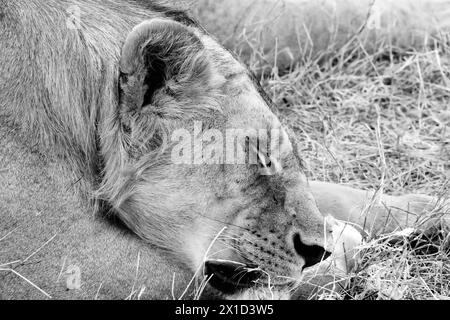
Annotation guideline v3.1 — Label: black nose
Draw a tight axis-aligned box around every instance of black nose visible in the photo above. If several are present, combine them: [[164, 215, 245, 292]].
[[293, 233, 331, 269], [204, 260, 263, 294]]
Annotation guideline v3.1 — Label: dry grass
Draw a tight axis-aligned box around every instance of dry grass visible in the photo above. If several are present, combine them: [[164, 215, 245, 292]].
[[343, 216, 450, 300], [266, 44, 449, 195], [243, 28, 450, 299], [305, 202, 450, 300]]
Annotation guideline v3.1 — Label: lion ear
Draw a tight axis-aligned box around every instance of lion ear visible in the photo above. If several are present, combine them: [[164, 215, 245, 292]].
[[119, 19, 210, 113]]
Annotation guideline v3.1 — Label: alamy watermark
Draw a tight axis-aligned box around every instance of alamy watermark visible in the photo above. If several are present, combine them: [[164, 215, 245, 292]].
[[170, 122, 285, 174]]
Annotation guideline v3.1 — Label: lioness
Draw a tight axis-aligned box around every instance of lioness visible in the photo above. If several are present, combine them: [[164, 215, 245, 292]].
[[0, 0, 447, 300]]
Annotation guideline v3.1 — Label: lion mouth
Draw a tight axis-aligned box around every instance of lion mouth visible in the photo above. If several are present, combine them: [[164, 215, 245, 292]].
[[204, 260, 297, 294], [204, 260, 264, 294]]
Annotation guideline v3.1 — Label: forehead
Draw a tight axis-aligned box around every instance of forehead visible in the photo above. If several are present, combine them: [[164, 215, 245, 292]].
[[186, 31, 293, 150], [198, 33, 272, 100]]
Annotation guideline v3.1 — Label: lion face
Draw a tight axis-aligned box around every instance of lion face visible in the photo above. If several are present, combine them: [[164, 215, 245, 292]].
[[101, 19, 336, 296]]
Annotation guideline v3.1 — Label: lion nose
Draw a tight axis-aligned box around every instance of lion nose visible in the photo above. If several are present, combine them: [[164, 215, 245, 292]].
[[292, 233, 331, 269]]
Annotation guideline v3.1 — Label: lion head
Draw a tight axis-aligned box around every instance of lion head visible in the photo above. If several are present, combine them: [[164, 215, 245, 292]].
[[98, 18, 338, 297]]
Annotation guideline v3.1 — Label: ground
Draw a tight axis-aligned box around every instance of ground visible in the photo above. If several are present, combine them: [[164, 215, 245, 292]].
[[252, 33, 450, 299]]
